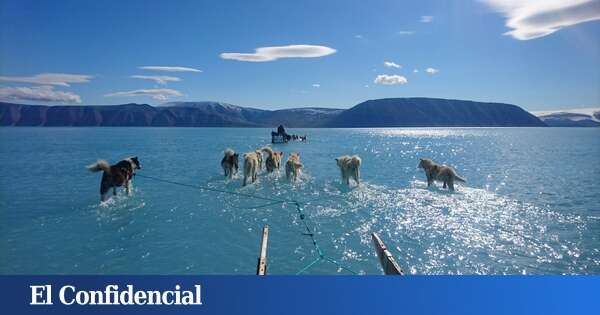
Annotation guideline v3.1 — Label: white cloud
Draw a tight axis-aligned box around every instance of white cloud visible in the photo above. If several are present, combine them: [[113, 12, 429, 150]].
[[384, 61, 402, 68], [398, 30, 415, 35], [374, 74, 408, 85], [105, 88, 182, 101], [138, 66, 202, 72], [0, 85, 81, 103], [220, 45, 336, 62], [0, 73, 93, 87], [130, 75, 181, 85], [354, 34, 364, 39], [481, 0, 600, 40], [425, 67, 439, 75], [312, 83, 321, 88], [420, 15, 434, 23], [413, 69, 419, 73]]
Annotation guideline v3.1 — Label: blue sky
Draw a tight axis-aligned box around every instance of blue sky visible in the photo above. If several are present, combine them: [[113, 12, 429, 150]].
[[0, 0, 599, 111]]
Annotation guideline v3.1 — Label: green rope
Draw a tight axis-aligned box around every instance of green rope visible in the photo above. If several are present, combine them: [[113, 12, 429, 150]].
[[136, 174, 290, 203], [293, 199, 357, 274], [296, 257, 322, 275], [230, 200, 286, 210], [300, 194, 349, 204], [135, 173, 358, 275]]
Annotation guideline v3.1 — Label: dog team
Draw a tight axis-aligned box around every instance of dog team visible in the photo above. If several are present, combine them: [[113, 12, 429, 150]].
[[88, 151, 466, 201], [222, 146, 363, 187], [222, 146, 296, 186]]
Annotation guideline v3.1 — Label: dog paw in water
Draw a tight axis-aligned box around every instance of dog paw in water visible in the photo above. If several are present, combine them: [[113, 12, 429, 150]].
[[99, 198, 116, 208]]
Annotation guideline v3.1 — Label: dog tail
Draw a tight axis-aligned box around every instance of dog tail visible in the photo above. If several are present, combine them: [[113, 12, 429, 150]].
[[261, 146, 274, 157], [87, 160, 111, 174], [454, 174, 466, 183], [224, 148, 235, 157]]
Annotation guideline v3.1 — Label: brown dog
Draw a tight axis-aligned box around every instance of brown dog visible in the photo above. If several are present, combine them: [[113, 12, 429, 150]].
[[418, 158, 465, 191], [243, 152, 260, 186], [261, 147, 284, 173], [285, 152, 303, 181], [255, 150, 263, 171], [335, 155, 361, 186], [221, 148, 239, 179], [87, 157, 141, 201]]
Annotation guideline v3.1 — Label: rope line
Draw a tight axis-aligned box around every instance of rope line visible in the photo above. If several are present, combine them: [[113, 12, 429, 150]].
[[136, 174, 289, 203], [134, 173, 358, 275]]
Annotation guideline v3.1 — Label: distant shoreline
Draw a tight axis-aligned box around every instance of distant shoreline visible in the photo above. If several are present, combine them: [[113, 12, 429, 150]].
[[1, 126, 563, 128], [0, 97, 548, 127]]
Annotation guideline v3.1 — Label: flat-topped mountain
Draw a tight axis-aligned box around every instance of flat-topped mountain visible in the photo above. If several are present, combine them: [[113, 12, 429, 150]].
[[0, 98, 545, 127], [326, 98, 545, 127]]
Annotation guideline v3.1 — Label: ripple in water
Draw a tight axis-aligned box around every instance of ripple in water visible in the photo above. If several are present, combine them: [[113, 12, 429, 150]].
[[2, 127, 598, 274], [198, 170, 596, 275], [306, 181, 592, 275]]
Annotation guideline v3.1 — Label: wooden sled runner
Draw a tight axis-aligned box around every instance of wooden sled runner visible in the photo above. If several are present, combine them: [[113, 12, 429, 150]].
[[256, 225, 269, 275], [371, 232, 404, 275]]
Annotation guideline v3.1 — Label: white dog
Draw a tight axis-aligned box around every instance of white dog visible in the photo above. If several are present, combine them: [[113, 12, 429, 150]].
[[243, 152, 260, 186], [335, 155, 361, 186], [285, 152, 303, 181]]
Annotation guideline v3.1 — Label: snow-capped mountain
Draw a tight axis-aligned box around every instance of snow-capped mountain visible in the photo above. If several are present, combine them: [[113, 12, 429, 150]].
[[532, 108, 600, 127]]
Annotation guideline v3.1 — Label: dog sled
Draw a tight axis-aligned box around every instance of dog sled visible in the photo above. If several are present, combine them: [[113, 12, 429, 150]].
[[271, 124, 306, 144], [271, 132, 288, 144], [371, 233, 404, 275], [253, 227, 405, 275]]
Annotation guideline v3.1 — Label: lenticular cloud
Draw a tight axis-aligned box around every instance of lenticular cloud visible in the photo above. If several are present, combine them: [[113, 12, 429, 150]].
[[0, 85, 82, 103], [105, 88, 182, 101], [0, 73, 93, 87], [482, 0, 600, 40], [220, 45, 337, 62]]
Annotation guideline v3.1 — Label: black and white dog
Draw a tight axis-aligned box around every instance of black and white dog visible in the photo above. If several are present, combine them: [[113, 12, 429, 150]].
[[87, 157, 141, 201]]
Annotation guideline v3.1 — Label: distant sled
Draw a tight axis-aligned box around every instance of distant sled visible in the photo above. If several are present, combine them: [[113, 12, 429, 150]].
[[270, 124, 306, 143], [271, 132, 288, 144]]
